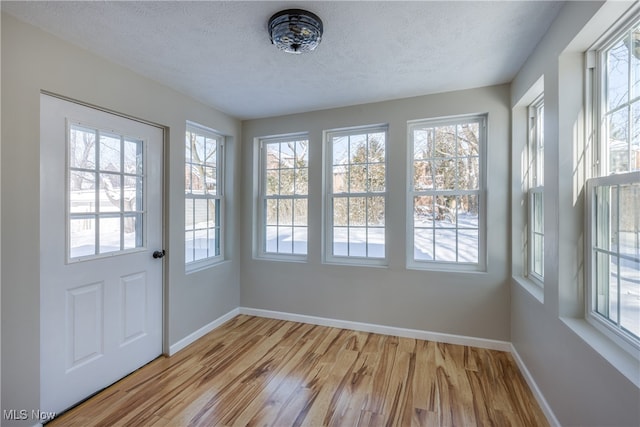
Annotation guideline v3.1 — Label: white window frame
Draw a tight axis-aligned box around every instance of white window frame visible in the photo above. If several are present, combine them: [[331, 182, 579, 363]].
[[66, 121, 147, 263], [586, 13, 640, 353], [595, 17, 640, 176], [324, 124, 388, 266], [257, 133, 309, 261], [527, 96, 545, 285], [185, 122, 224, 271], [407, 114, 487, 272], [586, 172, 640, 354]]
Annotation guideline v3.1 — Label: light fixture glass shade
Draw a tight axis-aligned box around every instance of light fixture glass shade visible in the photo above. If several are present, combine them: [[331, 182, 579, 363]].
[[268, 9, 323, 54]]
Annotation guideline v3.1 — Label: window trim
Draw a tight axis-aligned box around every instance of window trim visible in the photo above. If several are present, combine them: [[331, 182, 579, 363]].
[[324, 124, 389, 267], [185, 121, 225, 272], [527, 95, 545, 286], [257, 133, 309, 262], [406, 114, 487, 272], [585, 171, 640, 355], [585, 11, 640, 356], [594, 14, 640, 177]]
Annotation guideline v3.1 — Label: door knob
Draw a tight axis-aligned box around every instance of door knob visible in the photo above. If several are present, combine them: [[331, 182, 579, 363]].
[[152, 250, 166, 259]]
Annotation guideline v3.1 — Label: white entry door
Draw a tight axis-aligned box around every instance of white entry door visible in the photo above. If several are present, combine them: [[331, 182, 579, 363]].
[[40, 94, 164, 414]]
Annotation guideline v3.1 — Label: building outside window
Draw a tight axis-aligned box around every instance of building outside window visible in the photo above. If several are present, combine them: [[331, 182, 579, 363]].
[[185, 122, 224, 267], [258, 134, 309, 259], [325, 125, 387, 265], [408, 115, 486, 271]]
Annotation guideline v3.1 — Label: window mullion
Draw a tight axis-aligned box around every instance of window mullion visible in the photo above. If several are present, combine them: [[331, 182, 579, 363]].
[[119, 135, 124, 251], [615, 184, 622, 327], [627, 36, 633, 174], [365, 196, 369, 258], [95, 129, 101, 254], [192, 194, 196, 261], [346, 196, 351, 256], [275, 197, 280, 253]]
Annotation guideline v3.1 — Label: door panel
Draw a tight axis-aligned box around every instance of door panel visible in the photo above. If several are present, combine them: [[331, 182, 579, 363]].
[[121, 271, 147, 344], [40, 94, 163, 414], [66, 282, 104, 370]]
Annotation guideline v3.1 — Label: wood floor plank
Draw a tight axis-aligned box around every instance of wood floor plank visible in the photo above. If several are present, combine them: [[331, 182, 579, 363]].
[[48, 315, 549, 427]]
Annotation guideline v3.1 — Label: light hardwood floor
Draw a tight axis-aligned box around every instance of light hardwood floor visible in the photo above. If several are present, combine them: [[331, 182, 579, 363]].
[[49, 315, 548, 426]]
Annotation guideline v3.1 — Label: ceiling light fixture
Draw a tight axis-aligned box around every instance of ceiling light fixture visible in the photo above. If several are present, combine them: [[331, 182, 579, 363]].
[[268, 9, 323, 54]]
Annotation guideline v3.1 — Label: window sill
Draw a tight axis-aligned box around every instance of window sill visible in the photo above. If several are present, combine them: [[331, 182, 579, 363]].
[[323, 259, 389, 269], [512, 275, 544, 304], [254, 254, 308, 264], [186, 257, 228, 274], [406, 261, 486, 274], [561, 317, 640, 388], [324, 256, 388, 268]]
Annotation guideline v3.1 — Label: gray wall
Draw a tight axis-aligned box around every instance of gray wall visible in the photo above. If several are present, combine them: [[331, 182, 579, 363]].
[[241, 84, 512, 341], [511, 1, 640, 425], [1, 13, 241, 425]]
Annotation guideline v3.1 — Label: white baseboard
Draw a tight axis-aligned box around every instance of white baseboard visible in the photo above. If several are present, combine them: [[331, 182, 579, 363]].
[[510, 344, 560, 427], [169, 307, 239, 356], [239, 307, 511, 352]]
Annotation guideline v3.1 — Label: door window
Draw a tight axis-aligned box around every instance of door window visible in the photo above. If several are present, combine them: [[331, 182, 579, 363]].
[[68, 123, 145, 260]]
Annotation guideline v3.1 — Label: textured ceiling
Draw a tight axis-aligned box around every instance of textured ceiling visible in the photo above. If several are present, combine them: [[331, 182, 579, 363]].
[[2, 1, 563, 119]]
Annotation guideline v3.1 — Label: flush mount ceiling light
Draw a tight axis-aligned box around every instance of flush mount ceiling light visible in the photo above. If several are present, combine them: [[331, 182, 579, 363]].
[[268, 9, 323, 54]]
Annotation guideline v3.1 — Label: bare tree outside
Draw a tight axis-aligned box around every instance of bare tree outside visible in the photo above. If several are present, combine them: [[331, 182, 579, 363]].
[[411, 118, 483, 264], [329, 129, 386, 259], [263, 138, 308, 255], [591, 24, 640, 340], [185, 126, 222, 263], [68, 125, 144, 258]]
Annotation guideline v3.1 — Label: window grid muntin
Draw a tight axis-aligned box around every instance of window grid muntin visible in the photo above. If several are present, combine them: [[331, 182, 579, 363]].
[[528, 187, 544, 281], [587, 16, 640, 352], [409, 116, 484, 268], [260, 136, 309, 257], [327, 126, 387, 263], [68, 123, 145, 261], [529, 97, 545, 187], [587, 174, 640, 348], [185, 123, 223, 265], [599, 22, 640, 176]]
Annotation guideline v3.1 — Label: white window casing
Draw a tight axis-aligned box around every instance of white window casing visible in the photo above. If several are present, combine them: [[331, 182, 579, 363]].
[[257, 134, 309, 261], [324, 125, 388, 266], [185, 121, 225, 271], [585, 13, 640, 353], [407, 115, 487, 272]]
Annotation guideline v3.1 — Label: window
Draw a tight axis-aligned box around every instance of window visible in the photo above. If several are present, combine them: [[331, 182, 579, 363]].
[[258, 135, 309, 258], [587, 17, 640, 350], [587, 175, 640, 346], [408, 115, 486, 270], [325, 125, 387, 265], [599, 21, 640, 175], [185, 122, 224, 266], [68, 123, 144, 260], [528, 96, 544, 283]]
